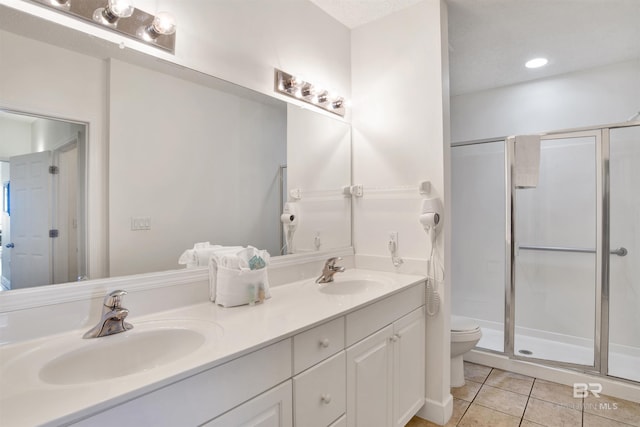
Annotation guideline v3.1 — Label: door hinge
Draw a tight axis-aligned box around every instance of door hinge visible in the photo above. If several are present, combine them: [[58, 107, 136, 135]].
[[49, 229, 59, 238], [49, 166, 59, 174]]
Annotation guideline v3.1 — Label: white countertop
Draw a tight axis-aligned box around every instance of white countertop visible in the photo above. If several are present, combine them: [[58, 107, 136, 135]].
[[0, 269, 425, 427]]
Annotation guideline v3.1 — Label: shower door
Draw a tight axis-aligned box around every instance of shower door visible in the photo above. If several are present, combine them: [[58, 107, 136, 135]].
[[607, 125, 639, 382], [510, 130, 601, 368]]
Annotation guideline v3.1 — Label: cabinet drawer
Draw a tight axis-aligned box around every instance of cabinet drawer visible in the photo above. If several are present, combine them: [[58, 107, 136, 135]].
[[346, 283, 424, 346], [203, 381, 292, 427], [293, 316, 345, 374], [294, 351, 346, 427]]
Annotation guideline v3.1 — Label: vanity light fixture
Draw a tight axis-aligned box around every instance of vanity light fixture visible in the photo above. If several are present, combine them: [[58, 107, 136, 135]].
[[275, 69, 346, 117], [31, 0, 177, 53]]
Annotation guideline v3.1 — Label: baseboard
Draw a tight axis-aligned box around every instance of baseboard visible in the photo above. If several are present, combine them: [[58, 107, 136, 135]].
[[415, 394, 453, 425]]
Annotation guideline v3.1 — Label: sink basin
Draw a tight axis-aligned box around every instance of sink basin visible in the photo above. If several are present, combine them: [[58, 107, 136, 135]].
[[38, 320, 219, 385], [318, 279, 387, 295]]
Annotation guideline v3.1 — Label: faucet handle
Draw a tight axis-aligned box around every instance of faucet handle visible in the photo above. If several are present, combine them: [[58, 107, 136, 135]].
[[326, 257, 342, 267], [104, 290, 127, 309]]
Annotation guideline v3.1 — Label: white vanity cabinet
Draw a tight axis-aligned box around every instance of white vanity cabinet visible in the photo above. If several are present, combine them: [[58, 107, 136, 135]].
[[71, 339, 292, 427], [345, 284, 425, 427], [203, 381, 293, 427], [64, 281, 425, 427]]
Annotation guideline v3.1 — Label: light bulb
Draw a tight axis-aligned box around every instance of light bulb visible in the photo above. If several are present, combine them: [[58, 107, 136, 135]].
[[151, 11, 177, 36], [525, 57, 548, 69], [109, 0, 135, 18], [93, 0, 134, 25]]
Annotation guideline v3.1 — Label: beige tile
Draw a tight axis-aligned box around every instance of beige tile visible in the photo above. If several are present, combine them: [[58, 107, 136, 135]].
[[464, 362, 492, 383], [584, 412, 639, 427], [448, 398, 472, 426], [524, 397, 582, 427], [485, 368, 534, 395], [405, 416, 430, 427], [474, 384, 529, 417], [451, 379, 482, 402], [584, 394, 640, 427], [458, 403, 521, 427], [520, 421, 546, 427], [531, 378, 582, 406]]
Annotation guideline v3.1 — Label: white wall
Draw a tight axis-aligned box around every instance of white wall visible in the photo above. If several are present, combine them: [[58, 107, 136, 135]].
[[451, 59, 640, 143], [351, 0, 451, 423], [0, 117, 31, 159], [108, 59, 286, 276], [0, 29, 108, 279], [31, 117, 84, 152], [1, 0, 351, 111]]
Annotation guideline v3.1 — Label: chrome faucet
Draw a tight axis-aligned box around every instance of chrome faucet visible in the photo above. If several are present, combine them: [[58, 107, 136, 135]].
[[83, 290, 133, 339], [316, 257, 345, 284]]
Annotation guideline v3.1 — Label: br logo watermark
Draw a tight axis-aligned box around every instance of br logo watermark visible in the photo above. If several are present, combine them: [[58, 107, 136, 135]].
[[573, 382, 602, 398], [571, 383, 619, 411]]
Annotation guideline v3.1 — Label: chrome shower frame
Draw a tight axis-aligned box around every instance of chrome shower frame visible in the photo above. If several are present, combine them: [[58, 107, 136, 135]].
[[452, 119, 640, 381]]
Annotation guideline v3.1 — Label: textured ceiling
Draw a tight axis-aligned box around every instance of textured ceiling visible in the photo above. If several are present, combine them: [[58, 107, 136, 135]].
[[309, 0, 423, 29], [311, 0, 640, 96], [447, 0, 640, 95]]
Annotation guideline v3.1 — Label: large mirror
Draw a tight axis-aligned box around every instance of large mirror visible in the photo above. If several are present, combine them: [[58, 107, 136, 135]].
[[0, 5, 351, 290]]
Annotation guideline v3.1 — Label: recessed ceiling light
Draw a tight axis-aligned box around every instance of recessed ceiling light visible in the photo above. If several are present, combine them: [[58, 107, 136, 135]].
[[525, 58, 548, 69]]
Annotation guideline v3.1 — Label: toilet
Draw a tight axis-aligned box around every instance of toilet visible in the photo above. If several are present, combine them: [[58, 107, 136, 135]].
[[450, 315, 482, 387]]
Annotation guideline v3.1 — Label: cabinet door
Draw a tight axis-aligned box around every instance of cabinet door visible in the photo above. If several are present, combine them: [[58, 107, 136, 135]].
[[392, 307, 426, 427], [293, 351, 346, 427], [203, 381, 292, 427], [346, 325, 393, 427]]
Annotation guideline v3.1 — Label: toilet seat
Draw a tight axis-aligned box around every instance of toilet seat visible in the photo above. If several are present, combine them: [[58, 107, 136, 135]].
[[451, 316, 481, 343], [451, 315, 479, 332]]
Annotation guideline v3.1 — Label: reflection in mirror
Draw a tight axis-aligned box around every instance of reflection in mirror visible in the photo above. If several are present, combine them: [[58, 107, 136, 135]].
[[0, 111, 87, 289], [0, 5, 352, 290]]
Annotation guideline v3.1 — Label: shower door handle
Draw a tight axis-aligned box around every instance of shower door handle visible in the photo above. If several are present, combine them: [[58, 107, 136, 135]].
[[5, 243, 14, 249], [519, 245, 628, 257], [611, 247, 628, 257]]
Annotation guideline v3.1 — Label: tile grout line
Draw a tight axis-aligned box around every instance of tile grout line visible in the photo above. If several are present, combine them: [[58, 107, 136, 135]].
[[520, 378, 535, 427], [453, 367, 492, 426]]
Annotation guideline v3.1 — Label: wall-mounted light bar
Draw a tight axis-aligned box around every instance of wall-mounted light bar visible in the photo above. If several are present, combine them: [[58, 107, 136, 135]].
[[33, 0, 177, 53], [274, 69, 346, 117]]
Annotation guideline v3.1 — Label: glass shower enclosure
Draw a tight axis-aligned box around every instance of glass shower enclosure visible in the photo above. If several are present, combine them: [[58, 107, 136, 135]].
[[452, 122, 639, 383]]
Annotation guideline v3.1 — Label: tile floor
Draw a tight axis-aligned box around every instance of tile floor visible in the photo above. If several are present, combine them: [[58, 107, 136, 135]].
[[406, 362, 640, 427]]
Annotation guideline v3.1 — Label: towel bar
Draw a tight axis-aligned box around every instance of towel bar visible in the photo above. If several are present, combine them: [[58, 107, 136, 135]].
[[518, 245, 627, 257]]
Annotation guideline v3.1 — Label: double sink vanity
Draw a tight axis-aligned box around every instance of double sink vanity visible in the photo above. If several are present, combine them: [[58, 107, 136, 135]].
[[0, 267, 426, 427]]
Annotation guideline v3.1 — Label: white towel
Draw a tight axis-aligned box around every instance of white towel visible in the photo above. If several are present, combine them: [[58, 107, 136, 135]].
[[513, 135, 541, 189], [178, 243, 242, 268]]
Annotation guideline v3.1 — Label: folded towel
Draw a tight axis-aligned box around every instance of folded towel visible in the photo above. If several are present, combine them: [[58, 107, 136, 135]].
[[178, 243, 242, 268], [513, 135, 541, 189]]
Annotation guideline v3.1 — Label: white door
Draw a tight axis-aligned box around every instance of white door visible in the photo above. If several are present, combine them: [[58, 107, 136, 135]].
[[393, 307, 426, 427], [53, 141, 79, 284], [8, 151, 52, 288], [346, 325, 394, 427]]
